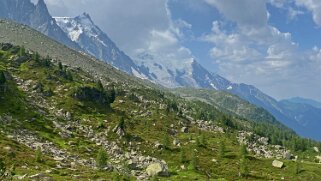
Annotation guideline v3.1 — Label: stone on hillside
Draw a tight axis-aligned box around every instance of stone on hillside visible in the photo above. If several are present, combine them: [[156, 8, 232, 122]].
[[13, 174, 27, 180], [154, 142, 163, 149], [272, 160, 284, 168], [146, 162, 169, 177], [283, 151, 292, 160], [258, 137, 269, 145], [168, 128, 177, 136], [181, 127, 188, 133], [316, 156, 321, 163], [29, 173, 52, 180], [313, 147, 320, 153], [65, 112, 72, 120], [4, 146, 11, 151], [173, 139, 180, 146], [128, 159, 139, 170]]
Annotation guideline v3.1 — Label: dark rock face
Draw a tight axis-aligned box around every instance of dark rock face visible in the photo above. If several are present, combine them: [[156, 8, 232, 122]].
[[0, 0, 79, 49]]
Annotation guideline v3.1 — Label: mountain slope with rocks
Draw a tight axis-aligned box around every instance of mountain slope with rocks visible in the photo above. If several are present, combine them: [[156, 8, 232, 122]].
[[1, 20, 321, 180], [1, 0, 320, 141]]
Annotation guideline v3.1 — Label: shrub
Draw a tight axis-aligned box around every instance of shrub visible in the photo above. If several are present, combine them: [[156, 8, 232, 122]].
[[189, 151, 198, 170], [0, 71, 6, 85], [35, 147, 43, 163], [239, 158, 249, 177], [219, 141, 225, 158], [96, 148, 108, 169], [163, 131, 170, 150], [180, 149, 187, 163]]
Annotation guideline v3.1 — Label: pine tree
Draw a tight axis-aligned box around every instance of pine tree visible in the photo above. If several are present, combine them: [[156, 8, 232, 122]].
[[58, 62, 63, 71], [295, 160, 301, 174], [108, 86, 116, 103], [19, 46, 25, 56], [33, 52, 40, 61], [0, 158, 5, 176], [66, 71, 73, 81], [219, 141, 225, 158], [180, 149, 187, 163], [189, 151, 198, 170], [200, 134, 206, 147], [196, 137, 201, 147], [118, 117, 125, 130], [96, 80, 104, 91], [35, 147, 43, 163], [240, 144, 248, 158], [96, 148, 108, 169], [163, 131, 170, 150], [239, 157, 249, 177], [0, 71, 6, 85]]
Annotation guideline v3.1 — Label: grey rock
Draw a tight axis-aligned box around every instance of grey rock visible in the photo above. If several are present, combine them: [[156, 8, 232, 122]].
[[181, 127, 188, 133], [146, 162, 169, 177], [272, 160, 284, 168], [313, 147, 319, 153]]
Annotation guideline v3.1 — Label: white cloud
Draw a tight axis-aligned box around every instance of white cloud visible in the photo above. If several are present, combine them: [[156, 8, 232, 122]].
[[204, 0, 268, 27], [201, 0, 321, 101], [296, 0, 321, 26], [202, 21, 261, 63], [288, 7, 305, 20]]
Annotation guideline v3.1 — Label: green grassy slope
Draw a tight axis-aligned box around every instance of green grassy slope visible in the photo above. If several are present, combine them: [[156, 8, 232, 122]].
[[0, 43, 320, 180]]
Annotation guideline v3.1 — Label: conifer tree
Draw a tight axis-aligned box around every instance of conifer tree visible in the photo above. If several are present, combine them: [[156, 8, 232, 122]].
[[189, 151, 198, 170], [163, 131, 170, 150], [239, 157, 249, 177], [96, 148, 108, 169], [219, 141, 225, 158], [180, 149, 187, 163], [0, 71, 6, 85], [35, 147, 43, 163]]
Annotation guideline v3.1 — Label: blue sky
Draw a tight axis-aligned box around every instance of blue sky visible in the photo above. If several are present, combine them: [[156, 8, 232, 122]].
[[43, 0, 321, 102]]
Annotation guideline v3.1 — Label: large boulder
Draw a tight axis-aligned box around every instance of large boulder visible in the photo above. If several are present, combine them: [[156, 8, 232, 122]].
[[315, 156, 321, 163], [146, 162, 169, 177], [181, 127, 188, 133], [313, 147, 320, 153], [283, 150, 292, 160], [272, 160, 284, 168]]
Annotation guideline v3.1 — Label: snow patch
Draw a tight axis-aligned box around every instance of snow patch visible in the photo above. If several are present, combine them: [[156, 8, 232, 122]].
[[210, 83, 218, 90], [131, 67, 148, 80]]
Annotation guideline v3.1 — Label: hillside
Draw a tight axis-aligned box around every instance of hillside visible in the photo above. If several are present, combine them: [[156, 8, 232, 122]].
[[1, 23, 321, 180], [172, 88, 279, 125], [1, 0, 320, 142]]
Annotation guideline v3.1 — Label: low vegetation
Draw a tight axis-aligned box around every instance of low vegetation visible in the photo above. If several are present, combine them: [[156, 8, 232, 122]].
[[0, 43, 320, 180]]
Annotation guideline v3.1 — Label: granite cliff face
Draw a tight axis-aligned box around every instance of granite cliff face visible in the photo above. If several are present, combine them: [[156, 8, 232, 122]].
[[0, 0, 79, 49]]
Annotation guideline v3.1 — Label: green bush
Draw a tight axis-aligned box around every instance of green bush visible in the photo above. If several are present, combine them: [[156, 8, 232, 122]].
[[96, 148, 108, 169], [35, 147, 43, 163]]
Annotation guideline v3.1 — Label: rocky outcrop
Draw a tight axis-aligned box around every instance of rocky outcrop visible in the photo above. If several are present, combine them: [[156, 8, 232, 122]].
[[146, 162, 169, 177], [238, 131, 293, 159]]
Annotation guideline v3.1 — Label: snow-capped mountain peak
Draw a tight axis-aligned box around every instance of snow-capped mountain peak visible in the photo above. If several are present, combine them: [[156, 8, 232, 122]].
[[54, 13, 97, 42], [55, 14, 147, 76]]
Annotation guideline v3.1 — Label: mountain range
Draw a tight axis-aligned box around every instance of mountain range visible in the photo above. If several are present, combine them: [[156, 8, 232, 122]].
[[0, 0, 320, 141]]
